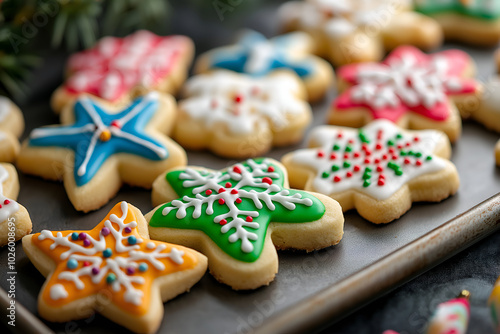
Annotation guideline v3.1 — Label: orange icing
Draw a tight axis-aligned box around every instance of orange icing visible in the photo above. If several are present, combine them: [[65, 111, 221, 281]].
[[32, 202, 198, 316]]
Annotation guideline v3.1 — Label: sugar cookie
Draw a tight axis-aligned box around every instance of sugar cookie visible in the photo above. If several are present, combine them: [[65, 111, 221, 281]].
[[0, 96, 24, 162], [282, 120, 459, 224], [174, 70, 311, 158], [279, 0, 443, 66], [51, 30, 194, 113], [22, 201, 207, 334], [146, 158, 344, 290], [17, 92, 186, 212], [194, 30, 334, 102], [328, 46, 480, 143], [415, 0, 500, 46], [0, 163, 32, 246]]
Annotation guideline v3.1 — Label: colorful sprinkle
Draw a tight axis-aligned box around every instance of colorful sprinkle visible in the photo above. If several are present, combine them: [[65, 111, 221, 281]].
[[67, 258, 78, 269], [101, 227, 110, 236], [124, 227, 132, 234], [71, 232, 79, 241], [219, 219, 227, 225], [138, 263, 148, 272], [92, 267, 100, 275], [103, 248, 112, 258], [106, 273, 116, 284], [83, 239, 91, 247], [128, 236, 137, 245], [126, 267, 135, 275]]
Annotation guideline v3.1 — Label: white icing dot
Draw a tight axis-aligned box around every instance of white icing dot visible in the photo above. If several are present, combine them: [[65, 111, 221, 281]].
[[50, 284, 68, 300]]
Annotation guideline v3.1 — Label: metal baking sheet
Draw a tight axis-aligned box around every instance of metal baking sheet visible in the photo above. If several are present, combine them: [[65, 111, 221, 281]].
[[1, 4, 500, 334]]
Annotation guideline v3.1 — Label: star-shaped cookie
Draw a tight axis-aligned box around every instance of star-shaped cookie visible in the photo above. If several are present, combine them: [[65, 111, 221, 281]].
[[175, 71, 312, 158], [279, 0, 443, 66], [194, 30, 334, 102], [146, 158, 344, 290], [17, 92, 186, 212], [51, 30, 194, 113], [22, 201, 207, 334], [329, 46, 480, 142], [282, 120, 460, 224]]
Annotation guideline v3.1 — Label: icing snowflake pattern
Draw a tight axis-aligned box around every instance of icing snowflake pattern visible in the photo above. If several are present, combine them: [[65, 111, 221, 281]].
[[289, 120, 447, 200], [208, 31, 313, 78], [334, 46, 477, 122], [151, 158, 325, 262], [65, 30, 189, 101], [33, 202, 193, 313], [28, 92, 167, 186], [181, 72, 306, 134]]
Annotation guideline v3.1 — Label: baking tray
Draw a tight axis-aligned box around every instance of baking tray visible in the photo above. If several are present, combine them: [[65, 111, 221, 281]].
[[1, 3, 500, 334]]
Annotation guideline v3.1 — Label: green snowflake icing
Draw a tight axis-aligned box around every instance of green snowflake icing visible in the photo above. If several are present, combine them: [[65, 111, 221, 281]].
[[149, 158, 326, 262]]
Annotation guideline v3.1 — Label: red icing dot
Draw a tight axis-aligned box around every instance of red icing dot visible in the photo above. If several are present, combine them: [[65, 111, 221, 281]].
[[218, 198, 225, 205], [218, 188, 226, 193], [374, 158, 380, 164], [3, 199, 9, 205], [346, 171, 353, 178], [364, 158, 370, 164], [362, 144, 369, 151], [416, 159, 422, 166], [343, 153, 349, 159], [233, 166, 242, 174], [388, 148, 395, 154], [267, 166, 275, 172], [377, 130, 383, 140], [378, 179, 385, 186], [330, 153, 337, 160], [413, 136, 420, 142], [397, 144, 403, 149], [405, 142, 411, 147], [317, 150, 325, 158], [382, 154, 388, 160], [337, 132, 343, 138], [333, 176, 341, 183], [236, 198, 242, 204], [205, 189, 212, 195], [376, 165, 383, 172], [219, 219, 227, 226], [365, 150, 372, 157], [353, 152, 360, 158], [231, 189, 238, 194], [379, 174, 386, 179], [392, 155, 398, 160], [404, 158, 411, 165], [234, 94, 243, 103], [225, 182, 232, 188], [375, 143, 382, 150], [83, 261, 90, 267], [348, 139, 354, 144], [246, 216, 253, 222], [110, 120, 121, 129], [262, 177, 272, 185], [353, 165, 361, 172]]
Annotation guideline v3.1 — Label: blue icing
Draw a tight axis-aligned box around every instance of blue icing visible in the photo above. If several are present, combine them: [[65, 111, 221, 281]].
[[209, 31, 313, 78], [29, 93, 168, 186]]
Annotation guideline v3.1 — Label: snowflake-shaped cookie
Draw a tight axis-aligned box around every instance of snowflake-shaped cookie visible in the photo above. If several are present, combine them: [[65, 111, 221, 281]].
[[194, 30, 334, 102], [22, 201, 207, 334], [147, 158, 344, 290], [282, 120, 459, 224], [329, 46, 479, 142], [18, 92, 186, 212], [175, 71, 312, 158], [415, 0, 500, 46], [51, 30, 194, 113], [0, 163, 32, 246], [279, 0, 443, 66]]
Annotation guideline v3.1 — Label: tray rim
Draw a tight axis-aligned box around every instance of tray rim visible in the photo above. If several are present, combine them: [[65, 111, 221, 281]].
[[255, 192, 500, 334]]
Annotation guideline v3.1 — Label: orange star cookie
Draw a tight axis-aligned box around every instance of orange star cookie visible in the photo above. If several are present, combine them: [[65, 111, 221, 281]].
[[22, 201, 207, 334]]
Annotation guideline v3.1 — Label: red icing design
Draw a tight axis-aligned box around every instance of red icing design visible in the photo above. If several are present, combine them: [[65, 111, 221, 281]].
[[64, 30, 190, 102], [334, 46, 478, 122]]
